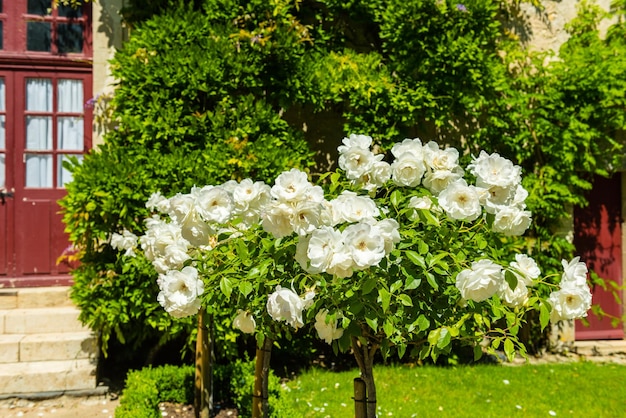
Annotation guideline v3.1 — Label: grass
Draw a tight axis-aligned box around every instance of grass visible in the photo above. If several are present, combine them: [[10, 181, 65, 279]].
[[280, 361, 626, 417]]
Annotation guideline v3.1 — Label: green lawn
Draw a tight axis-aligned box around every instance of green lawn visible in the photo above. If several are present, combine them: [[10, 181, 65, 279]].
[[280, 362, 626, 417]]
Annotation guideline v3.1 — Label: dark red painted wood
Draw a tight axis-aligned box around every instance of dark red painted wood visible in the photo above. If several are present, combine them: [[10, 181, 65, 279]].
[[0, 2, 92, 286], [1, 1, 92, 57], [574, 175, 624, 340]]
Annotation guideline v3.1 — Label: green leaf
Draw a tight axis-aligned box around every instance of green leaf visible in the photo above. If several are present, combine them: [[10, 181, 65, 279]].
[[505, 270, 518, 291], [383, 319, 394, 337], [362, 276, 378, 295], [437, 327, 451, 349], [390, 190, 403, 207], [397, 343, 407, 359], [398, 294, 413, 307], [390, 280, 403, 294], [417, 315, 430, 332], [238, 281, 253, 297], [426, 272, 438, 290], [504, 338, 515, 362], [405, 250, 425, 267], [220, 277, 233, 299], [540, 302, 551, 331], [365, 315, 378, 332], [404, 277, 421, 290], [418, 241, 429, 255], [379, 288, 391, 313]]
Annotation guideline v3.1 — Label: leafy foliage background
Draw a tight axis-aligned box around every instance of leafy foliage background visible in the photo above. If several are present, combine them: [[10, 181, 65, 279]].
[[61, 0, 626, 364]]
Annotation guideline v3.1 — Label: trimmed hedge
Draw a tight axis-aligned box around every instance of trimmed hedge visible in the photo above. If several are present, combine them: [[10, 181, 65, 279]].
[[115, 361, 298, 418]]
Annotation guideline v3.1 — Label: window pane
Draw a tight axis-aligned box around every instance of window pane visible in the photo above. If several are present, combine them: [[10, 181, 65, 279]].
[[57, 24, 83, 53], [0, 78, 4, 112], [25, 154, 52, 188], [27, 0, 51, 16], [58, 79, 83, 112], [26, 116, 52, 150], [0, 153, 4, 188], [58, 117, 83, 150], [58, 154, 82, 187], [26, 79, 52, 111], [0, 116, 5, 149], [59, 5, 82, 18], [27, 22, 51, 51]]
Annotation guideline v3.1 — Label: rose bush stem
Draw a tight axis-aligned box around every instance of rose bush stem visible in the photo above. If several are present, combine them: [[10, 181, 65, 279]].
[[352, 336, 379, 417], [252, 337, 273, 418], [194, 308, 213, 418]]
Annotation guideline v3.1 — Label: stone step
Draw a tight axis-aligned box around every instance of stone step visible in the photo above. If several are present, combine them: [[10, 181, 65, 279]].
[[0, 359, 97, 395], [0, 307, 88, 335], [0, 331, 98, 364], [0, 287, 73, 310]]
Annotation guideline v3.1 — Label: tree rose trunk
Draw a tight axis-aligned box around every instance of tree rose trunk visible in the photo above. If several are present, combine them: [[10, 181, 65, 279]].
[[352, 336, 379, 418], [194, 308, 213, 418], [252, 337, 273, 418]]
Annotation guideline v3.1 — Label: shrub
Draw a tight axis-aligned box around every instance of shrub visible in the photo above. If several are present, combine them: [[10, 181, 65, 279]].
[[115, 364, 194, 418], [115, 361, 297, 417]]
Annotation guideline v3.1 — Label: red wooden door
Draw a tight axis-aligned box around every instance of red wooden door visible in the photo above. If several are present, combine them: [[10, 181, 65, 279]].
[[574, 175, 624, 340], [0, 70, 91, 285], [0, 0, 92, 286]]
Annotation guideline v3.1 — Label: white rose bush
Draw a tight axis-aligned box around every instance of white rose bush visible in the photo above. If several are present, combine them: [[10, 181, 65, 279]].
[[110, 133, 592, 417]]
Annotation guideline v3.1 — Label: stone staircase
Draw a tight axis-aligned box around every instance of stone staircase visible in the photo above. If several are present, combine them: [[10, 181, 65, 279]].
[[0, 287, 99, 397]]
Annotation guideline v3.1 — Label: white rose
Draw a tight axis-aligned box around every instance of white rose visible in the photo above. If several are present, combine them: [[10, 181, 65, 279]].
[[372, 218, 400, 254], [338, 147, 377, 180], [343, 222, 386, 269], [423, 169, 463, 195], [146, 192, 170, 214], [167, 193, 196, 225], [509, 254, 541, 286], [468, 150, 522, 190], [337, 134, 373, 152], [266, 286, 311, 329], [232, 179, 271, 215], [233, 310, 256, 334], [111, 229, 138, 257], [163, 242, 192, 272], [455, 259, 504, 302], [330, 191, 380, 225], [548, 286, 593, 322], [391, 154, 426, 187], [498, 280, 529, 308], [271, 168, 313, 203], [291, 200, 325, 236], [140, 221, 189, 269], [195, 186, 234, 224], [408, 196, 433, 211], [179, 212, 214, 247], [157, 266, 204, 318], [423, 142, 461, 171], [261, 202, 294, 238], [391, 138, 423, 159], [560, 257, 588, 288], [314, 309, 344, 344], [353, 159, 391, 192], [491, 206, 532, 236], [438, 179, 482, 222], [306, 226, 353, 275]]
